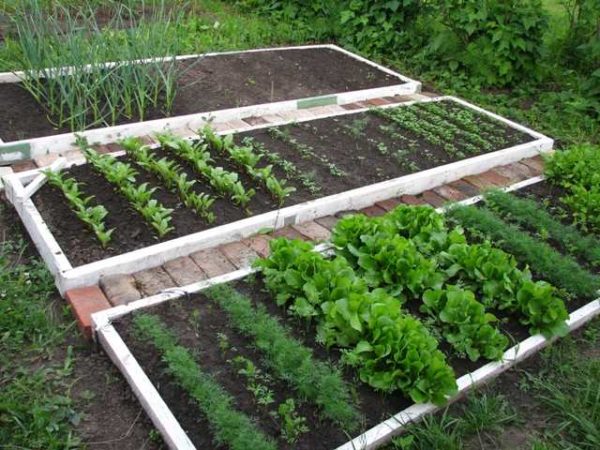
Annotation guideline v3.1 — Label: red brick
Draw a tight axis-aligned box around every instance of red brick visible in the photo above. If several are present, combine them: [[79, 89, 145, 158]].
[[133, 266, 175, 296], [449, 179, 480, 197], [360, 205, 386, 217], [386, 95, 414, 104], [341, 102, 364, 110], [11, 160, 36, 173], [33, 153, 58, 168], [462, 175, 493, 190], [272, 226, 307, 240], [65, 286, 111, 340], [420, 91, 440, 98], [315, 215, 339, 230], [433, 184, 468, 202], [105, 143, 123, 154], [478, 170, 510, 187], [292, 221, 331, 242], [220, 241, 259, 269], [515, 162, 538, 177], [334, 210, 359, 218], [191, 248, 236, 277], [243, 116, 269, 126], [367, 98, 391, 106], [99, 273, 141, 306], [63, 149, 83, 162], [163, 256, 207, 286], [243, 235, 272, 258], [420, 190, 446, 207], [400, 195, 426, 205], [376, 197, 403, 211], [494, 165, 523, 183], [520, 155, 544, 173], [492, 164, 528, 182]]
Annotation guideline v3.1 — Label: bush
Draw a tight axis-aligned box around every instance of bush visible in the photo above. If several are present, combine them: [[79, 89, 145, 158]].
[[339, 0, 426, 55], [425, 0, 548, 87], [234, 0, 342, 40], [558, 0, 600, 74]]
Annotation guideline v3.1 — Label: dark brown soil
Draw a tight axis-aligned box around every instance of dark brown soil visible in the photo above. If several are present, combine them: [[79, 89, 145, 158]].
[[31, 100, 535, 267], [0, 47, 401, 141]]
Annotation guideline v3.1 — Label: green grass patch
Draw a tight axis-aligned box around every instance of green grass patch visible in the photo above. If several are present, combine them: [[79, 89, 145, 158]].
[[133, 313, 277, 450], [0, 220, 79, 448]]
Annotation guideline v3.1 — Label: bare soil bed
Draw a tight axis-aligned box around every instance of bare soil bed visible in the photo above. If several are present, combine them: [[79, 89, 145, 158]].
[[31, 99, 535, 267], [0, 47, 402, 141]]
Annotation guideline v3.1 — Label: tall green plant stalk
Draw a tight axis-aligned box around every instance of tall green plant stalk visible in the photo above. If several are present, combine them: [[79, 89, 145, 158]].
[[10, 0, 189, 131]]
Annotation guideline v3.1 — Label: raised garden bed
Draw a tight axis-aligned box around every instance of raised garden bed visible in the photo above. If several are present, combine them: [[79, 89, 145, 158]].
[[91, 180, 600, 450], [0, 44, 420, 162], [1, 96, 553, 293]]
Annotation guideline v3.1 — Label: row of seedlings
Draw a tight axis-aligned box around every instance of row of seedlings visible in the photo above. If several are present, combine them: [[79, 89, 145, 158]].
[[240, 98, 533, 195], [49, 129, 295, 249], [447, 145, 600, 308], [39, 99, 533, 255]]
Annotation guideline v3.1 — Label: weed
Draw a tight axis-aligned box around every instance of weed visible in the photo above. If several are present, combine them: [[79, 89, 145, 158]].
[[275, 398, 309, 444]]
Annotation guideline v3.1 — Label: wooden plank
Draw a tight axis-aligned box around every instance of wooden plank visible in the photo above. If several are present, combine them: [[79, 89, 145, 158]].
[[95, 323, 196, 450], [22, 157, 66, 200]]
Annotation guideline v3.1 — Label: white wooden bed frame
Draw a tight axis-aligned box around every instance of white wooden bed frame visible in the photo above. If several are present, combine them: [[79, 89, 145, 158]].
[[1, 96, 553, 294], [0, 44, 420, 163], [90, 177, 600, 450]]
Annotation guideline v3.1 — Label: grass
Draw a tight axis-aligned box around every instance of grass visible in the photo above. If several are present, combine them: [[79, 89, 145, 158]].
[[0, 213, 80, 448]]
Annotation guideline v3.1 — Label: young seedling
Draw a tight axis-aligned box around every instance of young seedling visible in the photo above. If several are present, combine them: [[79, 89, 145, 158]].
[[275, 399, 309, 444], [200, 126, 296, 206], [43, 169, 114, 247], [121, 137, 216, 223], [230, 356, 275, 407], [78, 136, 174, 237], [156, 132, 256, 211]]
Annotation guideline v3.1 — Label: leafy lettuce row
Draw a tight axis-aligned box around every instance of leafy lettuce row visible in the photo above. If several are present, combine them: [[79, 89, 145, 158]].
[[254, 239, 458, 405], [333, 205, 569, 338]]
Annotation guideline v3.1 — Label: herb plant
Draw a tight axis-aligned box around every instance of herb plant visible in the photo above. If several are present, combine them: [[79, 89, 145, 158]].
[[133, 313, 277, 450]]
